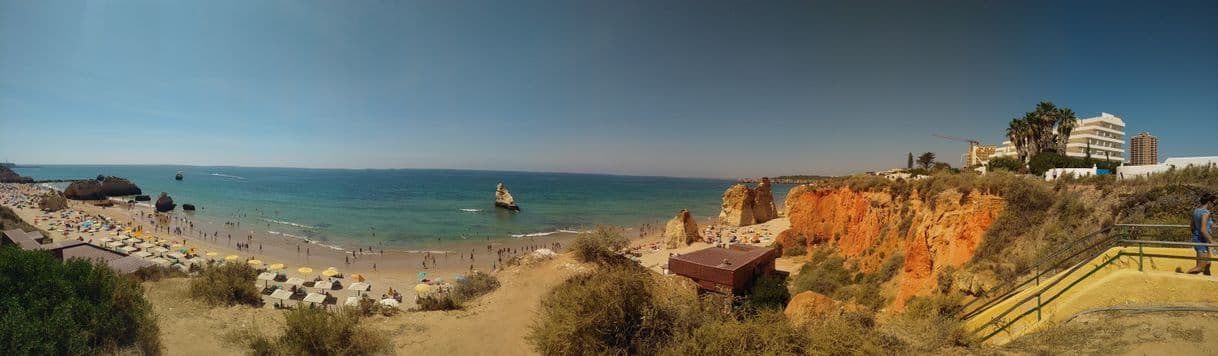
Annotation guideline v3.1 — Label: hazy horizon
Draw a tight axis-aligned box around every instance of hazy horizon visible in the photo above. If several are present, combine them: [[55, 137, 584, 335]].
[[3, 0, 1216, 178]]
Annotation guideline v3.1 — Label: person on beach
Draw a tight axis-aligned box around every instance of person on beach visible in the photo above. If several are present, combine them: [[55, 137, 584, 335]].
[[1187, 193, 1216, 275]]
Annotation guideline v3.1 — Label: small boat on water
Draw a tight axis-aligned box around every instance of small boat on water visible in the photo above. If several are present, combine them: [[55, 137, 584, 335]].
[[175, 171, 183, 181]]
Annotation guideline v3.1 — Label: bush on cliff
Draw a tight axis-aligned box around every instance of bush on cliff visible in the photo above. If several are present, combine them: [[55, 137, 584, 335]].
[[791, 249, 853, 297], [0, 247, 162, 355], [659, 311, 809, 355], [230, 307, 391, 356], [571, 225, 629, 265], [189, 262, 261, 306], [987, 157, 1024, 173], [527, 266, 670, 355], [451, 271, 500, 303], [743, 274, 790, 312]]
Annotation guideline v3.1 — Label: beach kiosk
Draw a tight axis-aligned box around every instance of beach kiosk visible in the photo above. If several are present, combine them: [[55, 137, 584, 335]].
[[667, 244, 778, 295]]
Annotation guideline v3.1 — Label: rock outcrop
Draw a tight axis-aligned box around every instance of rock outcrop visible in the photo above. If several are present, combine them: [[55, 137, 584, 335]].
[[134, 195, 151, 201], [99, 176, 141, 196], [175, 171, 183, 181], [155, 192, 175, 212], [182, 204, 196, 211], [717, 178, 779, 227], [38, 192, 68, 211], [0, 166, 33, 183], [784, 291, 865, 326], [495, 183, 519, 211], [64, 181, 106, 200], [664, 209, 702, 248], [64, 177, 142, 200], [776, 187, 1006, 310], [753, 177, 778, 222], [718, 184, 756, 226]]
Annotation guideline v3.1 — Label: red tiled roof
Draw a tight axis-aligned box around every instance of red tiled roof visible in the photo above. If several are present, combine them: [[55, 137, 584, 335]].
[[669, 244, 774, 272]]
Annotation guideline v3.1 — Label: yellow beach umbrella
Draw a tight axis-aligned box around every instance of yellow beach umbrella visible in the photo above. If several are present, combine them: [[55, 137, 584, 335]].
[[171, 244, 183, 249], [247, 259, 263, 266], [268, 263, 285, 270], [414, 283, 431, 294], [224, 255, 239, 261], [205, 252, 218, 257], [321, 269, 339, 277], [297, 267, 313, 274]]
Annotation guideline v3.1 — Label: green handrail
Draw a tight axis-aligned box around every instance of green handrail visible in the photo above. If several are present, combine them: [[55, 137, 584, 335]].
[[974, 240, 1218, 342]]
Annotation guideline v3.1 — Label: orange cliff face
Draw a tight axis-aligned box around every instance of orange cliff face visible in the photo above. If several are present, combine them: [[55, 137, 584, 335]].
[[777, 186, 1006, 310]]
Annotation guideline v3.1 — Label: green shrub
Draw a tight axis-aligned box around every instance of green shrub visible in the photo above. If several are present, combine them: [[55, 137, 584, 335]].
[[782, 244, 806, 256], [804, 311, 901, 355], [987, 157, 1024, 173], [527, 266, 670, 355], [0, 247, 162, 355], [790, 249, 853, 296], [414, 295, 460, 311], [189, 262, 261, 306], [659, 311, 809, 355], [883, 294, 973, 351], [570, 225, 630, 265], [451, 272, 500, 303], [132, 264, 188, 282], [743, 274, 790, 312], [231, 307, 391, 356]]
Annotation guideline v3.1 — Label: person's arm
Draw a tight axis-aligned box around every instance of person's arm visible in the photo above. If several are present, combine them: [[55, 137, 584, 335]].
[[1204, 212, 1215, 244]]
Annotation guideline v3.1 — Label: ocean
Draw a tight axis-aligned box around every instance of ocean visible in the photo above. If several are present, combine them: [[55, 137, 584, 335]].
[[15, 165, 792, 248]]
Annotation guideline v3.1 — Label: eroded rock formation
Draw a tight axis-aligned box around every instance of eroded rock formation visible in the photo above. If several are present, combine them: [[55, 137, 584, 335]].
[[664, 209, 702, 248], [182, 204, 196, 211], [64, 176, 142, 200], [717, 178, 778, 226], [155, 192, 175, 212], [784, 291, 865, 326], [495, 183, 519, 211], [753, 177, 778, 222], [718, 184, 756, 226], [776, 187, 1006, 309], [38, 192, 68, 211], [0, 166, 33, 183]]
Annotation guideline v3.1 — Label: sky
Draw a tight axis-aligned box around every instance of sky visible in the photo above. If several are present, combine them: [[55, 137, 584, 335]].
[[1, 0, 1216, 178]]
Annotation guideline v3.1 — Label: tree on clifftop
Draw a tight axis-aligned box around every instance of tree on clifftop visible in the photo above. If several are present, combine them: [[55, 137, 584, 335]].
[[917, 152, 936, 170], [1006, 101, 1079, 162], [907, 152, 914, 170]]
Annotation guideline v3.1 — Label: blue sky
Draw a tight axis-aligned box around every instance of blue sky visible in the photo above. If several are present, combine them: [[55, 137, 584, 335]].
[[1, 0, 1216, 178]]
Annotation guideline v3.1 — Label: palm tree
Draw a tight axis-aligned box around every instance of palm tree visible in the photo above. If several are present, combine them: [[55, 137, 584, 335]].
[[1006, 101, 1080, 162], [1053, 108, 1078, 153]]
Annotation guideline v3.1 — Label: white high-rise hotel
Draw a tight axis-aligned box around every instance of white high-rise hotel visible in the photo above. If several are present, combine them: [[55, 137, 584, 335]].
[[991, 112, 1126, 163]]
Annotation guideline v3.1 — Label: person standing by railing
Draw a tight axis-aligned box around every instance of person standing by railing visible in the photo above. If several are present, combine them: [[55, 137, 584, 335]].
[[1186, 193, 1216, 275]]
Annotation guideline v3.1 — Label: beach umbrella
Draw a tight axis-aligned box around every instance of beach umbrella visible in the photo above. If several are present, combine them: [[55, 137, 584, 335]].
[[379, 299, 400, 308], [321, 269, 339, 277], [417, 271, 427, 278], [454, 275, 466, 281], [205, 252, 218, 257], [247, 259, 264, 266], [297, 267, 314, 274], [268, 263, 285, 270], [349, 274, 365, 282], [225, 255, 239, 261], [414, 283, 431, 294]]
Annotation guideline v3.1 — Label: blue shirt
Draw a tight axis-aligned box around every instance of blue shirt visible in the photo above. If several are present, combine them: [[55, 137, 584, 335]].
[[1193, 207, 1213, 244]]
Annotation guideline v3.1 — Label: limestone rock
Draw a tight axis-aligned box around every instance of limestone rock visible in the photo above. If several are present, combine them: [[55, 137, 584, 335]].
[[718, 184, 756, 227], [664, 209, 702, 248], [495, 183, 519, 211], [134, 195, 151, 201], [752, 177, 778, 223], [783, 184, 811, 216], [784, 291, 866, 326], [182, 204, 196, 211], [776, 187, 1006, 310], [0, 166, 33, 183], [155, 192, 176, 212], [64, 180, 106, 200], [99, 176, 141, 196], [38, 192, 68, 211]]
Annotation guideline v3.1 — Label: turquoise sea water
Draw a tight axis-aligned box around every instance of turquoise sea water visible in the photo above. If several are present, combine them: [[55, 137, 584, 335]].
[[15, 165, 791, 248]]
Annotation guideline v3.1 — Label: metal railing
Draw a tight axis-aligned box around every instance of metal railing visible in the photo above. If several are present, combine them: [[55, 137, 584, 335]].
[[972, 237, 1216, 342], [958, 223, 1189, 320]]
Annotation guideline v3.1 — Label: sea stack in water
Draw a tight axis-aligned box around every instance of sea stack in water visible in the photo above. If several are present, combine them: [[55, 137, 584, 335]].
[[182, 204, 196, 211], [664, 209, 702, 248], [175, 171, 184, 181], [495, 183, 520, 211], [717, 177, 778, 227], [155, 192, 176, 212]]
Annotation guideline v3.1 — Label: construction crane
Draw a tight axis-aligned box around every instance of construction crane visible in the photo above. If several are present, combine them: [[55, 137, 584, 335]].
[[933, 134, 982, 167]]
